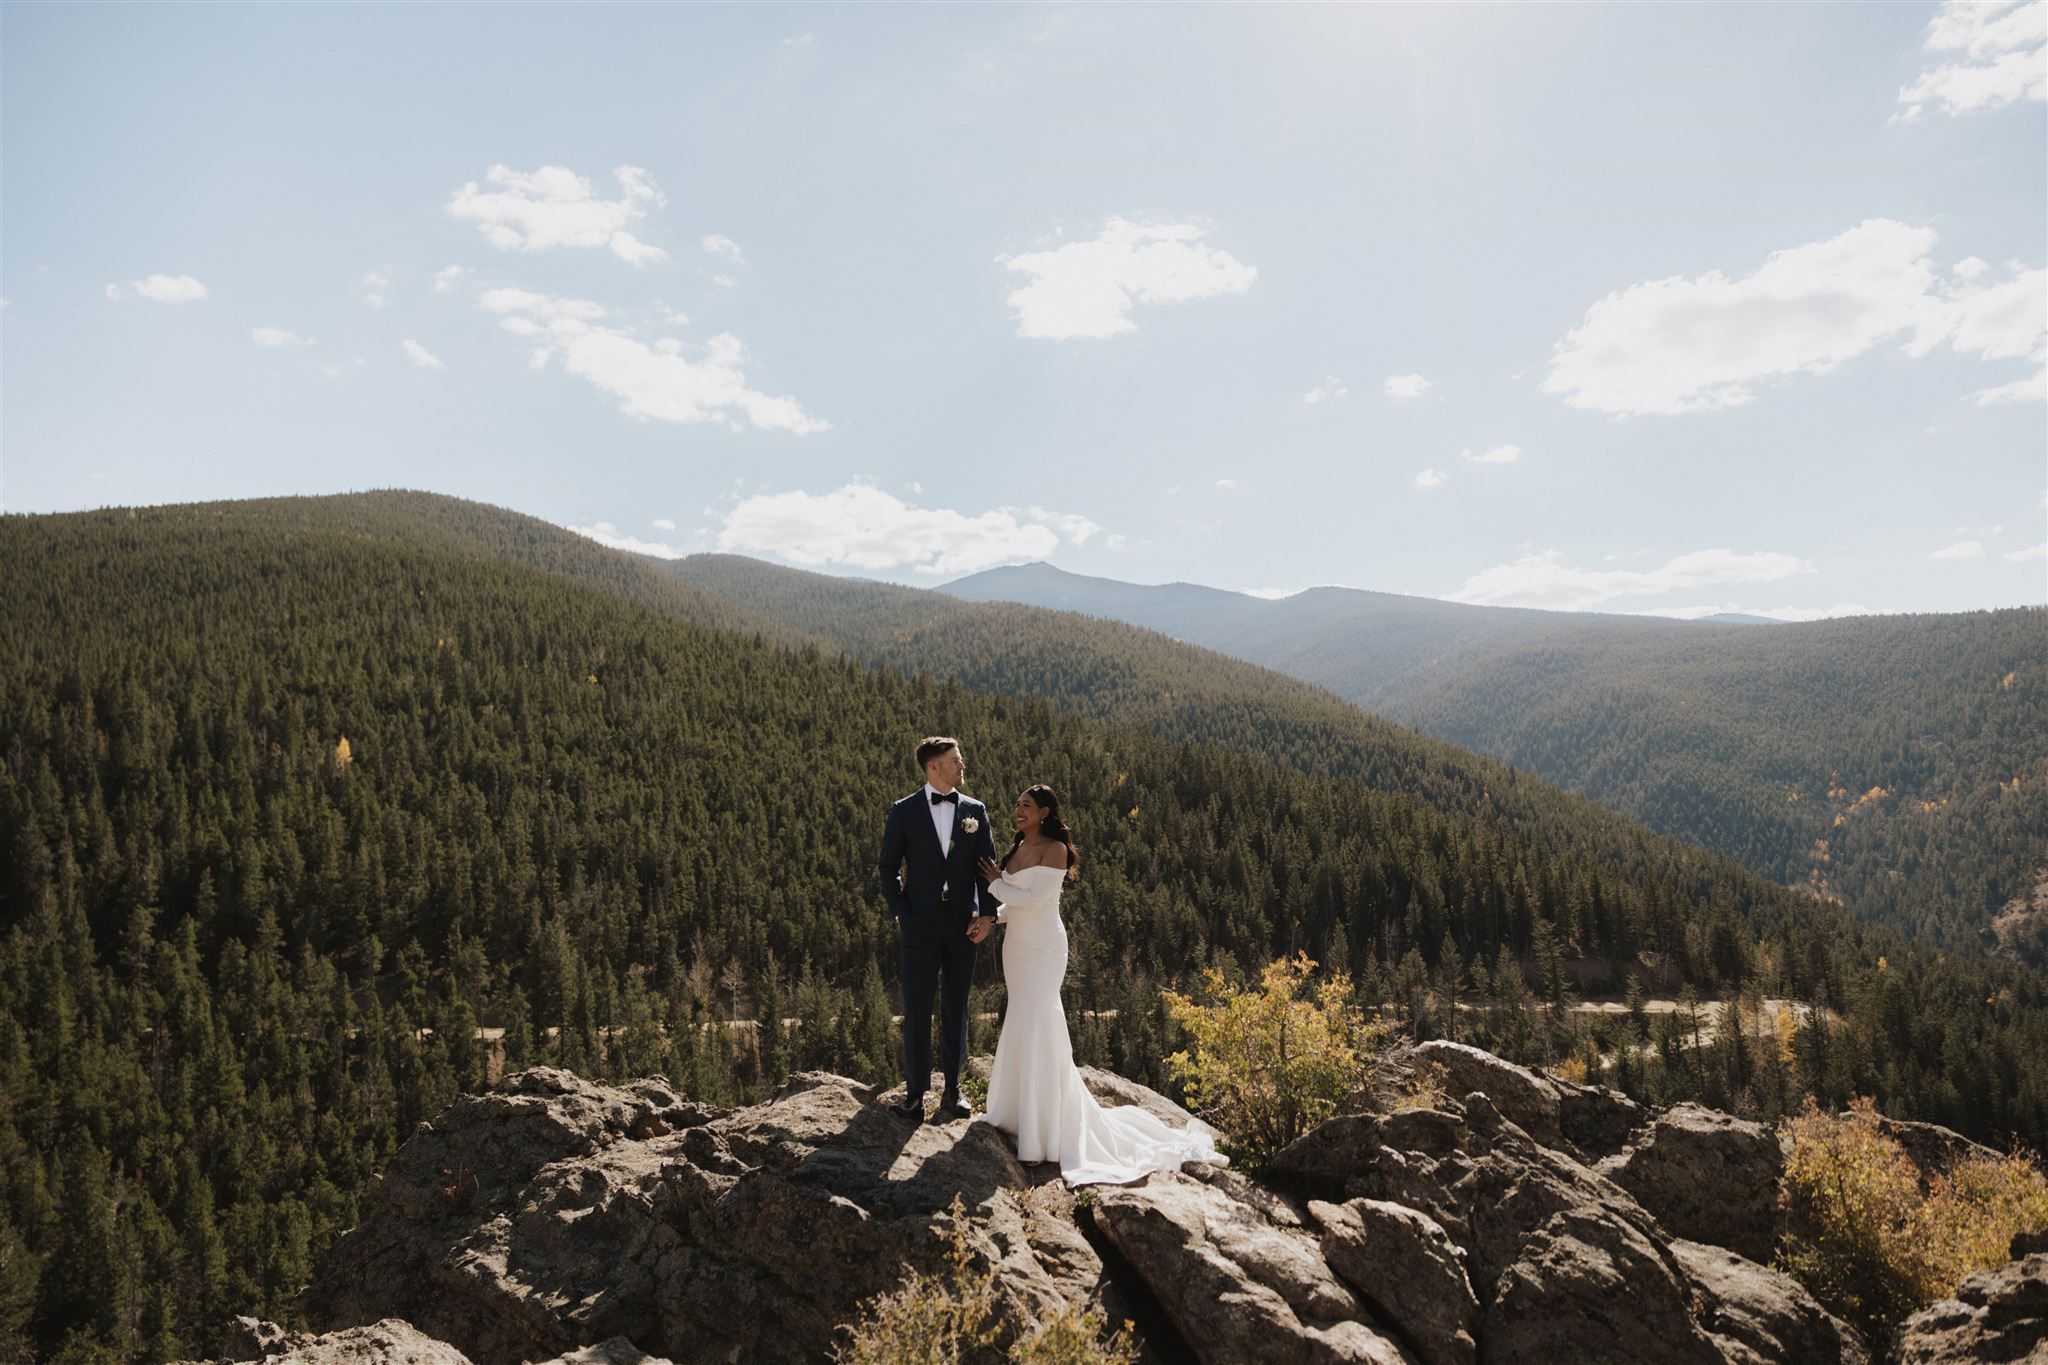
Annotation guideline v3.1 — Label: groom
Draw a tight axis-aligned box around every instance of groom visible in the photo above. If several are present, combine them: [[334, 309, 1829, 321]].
[[876, 735, 1000, 1122]]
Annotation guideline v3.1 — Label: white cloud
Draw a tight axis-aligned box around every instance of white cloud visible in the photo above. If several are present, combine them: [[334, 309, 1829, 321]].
[[1544, 219, 2045, 416], [1970, 367, 2048, 404], [1931, 539, 1985, 560], [1414, 468, 1447, 490], [321, 365, 344, 378], [568, 521, 682, 559], [564, 331, 823, 433], [529, 348, 550, 370], [402, 339, 446, 370], [1462, 443, 1522, 464], [1897, 0, 2046, 120], [703, 234, 744, 261], [1923, 263, 2048, 404], [783, 32, 814, 46], [482, 287, 826, 434], [447, 164, 668, 265], [2005, 542, 2048, 561], [433, 265, 472, 292], [109, 273, 208, 304], [1301, 376, 1348, 403], [479, 286, 607, 322], [1383, 373, 1433, 400], [1016, 505, 1109, 546], [715, 483, 1108, 575], [652, 517, 676, 531], [1635, 602, 1881, 622], [711, 273, 740, 289], [1215, 477, 1238, 491], [1449, 548, 1814, 611], [1916, 264, 2047, 361], [252, 326, 312, 347], [998, 216, 1256, 340]]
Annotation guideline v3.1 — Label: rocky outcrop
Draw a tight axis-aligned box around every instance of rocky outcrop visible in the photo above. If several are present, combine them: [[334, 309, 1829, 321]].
[[1266, 1085, 1866, 1365], [1310, 1197, 1476, 1365], [1088, 1168, 1409, 1364], [1599, 1102, 1786, 1263], [301, 1067, 1110, 1363], [1672, 1240, 1868, 1365], [289, 1048, 1899, 1365], [205, 1317, 480, 1363], [1413, 1042, 1567, 1150], [201, 1319, 673, 1365], [1891, 1252, 2048, 1364]]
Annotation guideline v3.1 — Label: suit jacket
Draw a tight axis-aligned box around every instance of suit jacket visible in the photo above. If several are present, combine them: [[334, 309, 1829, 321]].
[[878, 789, 1000, 925]]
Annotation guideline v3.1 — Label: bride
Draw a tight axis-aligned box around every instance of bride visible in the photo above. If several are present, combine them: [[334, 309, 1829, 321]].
[[971, 784, 1226, 1186]]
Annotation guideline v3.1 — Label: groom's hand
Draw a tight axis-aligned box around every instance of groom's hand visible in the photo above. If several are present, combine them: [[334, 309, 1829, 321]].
[[965, 917, 991, 944]]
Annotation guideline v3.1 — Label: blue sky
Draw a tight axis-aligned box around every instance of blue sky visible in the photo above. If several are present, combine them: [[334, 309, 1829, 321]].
[[4, 2, 2043, 617]]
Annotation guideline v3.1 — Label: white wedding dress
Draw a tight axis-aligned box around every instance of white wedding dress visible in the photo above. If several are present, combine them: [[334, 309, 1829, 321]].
[[977, 864, 1228, 1186]]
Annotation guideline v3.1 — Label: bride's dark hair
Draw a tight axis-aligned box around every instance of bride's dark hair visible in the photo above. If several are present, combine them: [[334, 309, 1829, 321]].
[[1001, 784, 1080, 884]]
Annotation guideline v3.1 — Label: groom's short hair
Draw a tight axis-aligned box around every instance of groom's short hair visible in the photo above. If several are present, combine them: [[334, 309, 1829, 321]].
[[916, 736, 959, 771]]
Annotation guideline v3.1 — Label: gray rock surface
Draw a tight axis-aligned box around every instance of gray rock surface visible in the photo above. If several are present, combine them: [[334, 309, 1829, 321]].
[[302, 1067, 1109, 1364], [1268, 1088, 1866, 1365], [1311, 1197, 1477, 1365], [210, 1317, 476, 1364], [282, 1046, 1885, 1365], [1892, 1251, 2048, 1364], [1088, 1170, 1412, 1365], [1600, 1102, 1786, 1263], [1671, 1239, 1868, 1365], [1413, 1041, 1565, 1149]]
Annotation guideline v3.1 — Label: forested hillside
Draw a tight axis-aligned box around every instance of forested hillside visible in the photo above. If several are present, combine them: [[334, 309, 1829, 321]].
[[943, 563, 2048, 964], [3, 493, 2045, 1362]]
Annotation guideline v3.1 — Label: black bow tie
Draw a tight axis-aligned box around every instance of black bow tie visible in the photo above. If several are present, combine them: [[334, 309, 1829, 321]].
[[930, 790, 959, 805]]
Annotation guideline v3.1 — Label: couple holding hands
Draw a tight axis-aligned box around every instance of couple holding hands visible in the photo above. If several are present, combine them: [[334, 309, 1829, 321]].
[[876, 735, 1224, 1187]]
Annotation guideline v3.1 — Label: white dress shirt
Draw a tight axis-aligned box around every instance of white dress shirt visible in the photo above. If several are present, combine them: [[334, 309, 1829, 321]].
[[924, 782, 958, 895], [923, 781, 958, 852]]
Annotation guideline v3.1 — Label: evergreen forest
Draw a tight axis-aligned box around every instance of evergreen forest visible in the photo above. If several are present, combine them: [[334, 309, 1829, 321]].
[[2, 492, 2044, 1362]]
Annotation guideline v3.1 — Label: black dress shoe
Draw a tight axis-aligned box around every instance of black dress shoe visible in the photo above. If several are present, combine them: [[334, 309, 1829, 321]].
[[931, 1093, 974, 1122], [890, 1095, 927, 1121]]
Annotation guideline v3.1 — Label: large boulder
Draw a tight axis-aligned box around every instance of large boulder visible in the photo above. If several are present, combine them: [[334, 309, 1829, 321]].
[[1892, 1251, 2048, 1364], [1087, 1168, 1412, 1364], [1555, 1075, 1647, 1158], [1481, 1205, 1724, 1364], [1670, 1240, 1867, 1365], [1310, 1197, 1477, 1365], [1413, 1042, 1565, 1149], [1864, 1113, 2005, 1184], [1599, 1102, 1786, 1263]]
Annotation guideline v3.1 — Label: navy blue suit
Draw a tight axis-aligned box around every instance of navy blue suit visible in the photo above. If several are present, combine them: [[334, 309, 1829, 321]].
[[878, 788, 1000, 1099]]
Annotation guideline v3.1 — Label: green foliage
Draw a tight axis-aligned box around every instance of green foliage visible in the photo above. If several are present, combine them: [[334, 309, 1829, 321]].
[[1162, 953, 1394, 1164], [925, 563, 2048, 970], [1779, 1096, 2048, 1341]]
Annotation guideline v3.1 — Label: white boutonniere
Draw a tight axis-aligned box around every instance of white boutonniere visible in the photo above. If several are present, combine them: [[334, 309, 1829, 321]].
[[961, 816, 979, 834]]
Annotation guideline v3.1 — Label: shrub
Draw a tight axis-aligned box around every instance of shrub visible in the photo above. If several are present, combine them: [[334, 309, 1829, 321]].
[[834, 1196, 1137, 1365], [1779, 1096, 2048, 1341], [1160, 952, 1395, 1165]]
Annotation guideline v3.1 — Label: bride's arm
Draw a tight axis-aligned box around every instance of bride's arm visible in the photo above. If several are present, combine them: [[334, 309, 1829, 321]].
[[985, 870, 1057, 912]]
